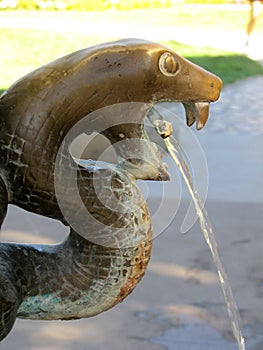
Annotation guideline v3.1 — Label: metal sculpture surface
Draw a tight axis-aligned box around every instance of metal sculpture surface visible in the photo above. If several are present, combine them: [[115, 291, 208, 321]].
[[0, 39, 222, 341]]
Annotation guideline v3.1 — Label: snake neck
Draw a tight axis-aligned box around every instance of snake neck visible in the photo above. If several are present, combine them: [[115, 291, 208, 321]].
[[0, 153, 152, 343], [0, 166, 153, 321]]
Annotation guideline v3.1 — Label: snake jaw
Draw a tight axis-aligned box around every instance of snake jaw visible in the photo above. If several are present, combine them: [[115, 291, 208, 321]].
[[118, 138, 170, 181], [123, 159, 170, 181]]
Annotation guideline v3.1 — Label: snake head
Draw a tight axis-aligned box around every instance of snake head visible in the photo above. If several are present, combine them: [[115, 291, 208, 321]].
[[1, 39, 221, 184], [86, 39, 222, 182]]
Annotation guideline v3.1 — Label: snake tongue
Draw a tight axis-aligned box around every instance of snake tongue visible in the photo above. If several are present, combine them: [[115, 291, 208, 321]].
[[183, 101, 210, 130]]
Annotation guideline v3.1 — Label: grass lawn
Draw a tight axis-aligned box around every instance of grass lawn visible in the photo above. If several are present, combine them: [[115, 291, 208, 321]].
[[1, 6, 263, 94]]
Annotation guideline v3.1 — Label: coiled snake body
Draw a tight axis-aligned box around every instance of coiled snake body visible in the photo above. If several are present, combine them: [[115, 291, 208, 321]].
[[0, 39, 222, 341]]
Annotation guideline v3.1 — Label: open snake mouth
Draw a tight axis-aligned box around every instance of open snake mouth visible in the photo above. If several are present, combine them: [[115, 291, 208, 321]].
[[135, 99, 211, 181], [69, 99, 212, 183], [148, 100, 211, 137], [146, 99, 211, 141]]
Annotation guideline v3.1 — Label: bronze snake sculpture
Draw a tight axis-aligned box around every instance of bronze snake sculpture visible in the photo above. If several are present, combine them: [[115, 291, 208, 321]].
[[0, 39, 222, 341]]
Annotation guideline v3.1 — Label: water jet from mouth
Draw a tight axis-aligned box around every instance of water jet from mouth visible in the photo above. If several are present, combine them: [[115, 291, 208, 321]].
[[148, 108, 246, 350]]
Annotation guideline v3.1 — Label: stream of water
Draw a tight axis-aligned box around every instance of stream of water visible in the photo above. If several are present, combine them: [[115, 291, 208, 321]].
[[148, 112, 246, 350]]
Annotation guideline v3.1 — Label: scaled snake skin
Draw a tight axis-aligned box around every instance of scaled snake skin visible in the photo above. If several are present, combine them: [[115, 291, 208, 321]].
[[0, 39, 222, 341]]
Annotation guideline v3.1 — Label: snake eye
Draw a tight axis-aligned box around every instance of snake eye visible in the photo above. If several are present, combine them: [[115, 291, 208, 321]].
[[159, 52, 178, 77]]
